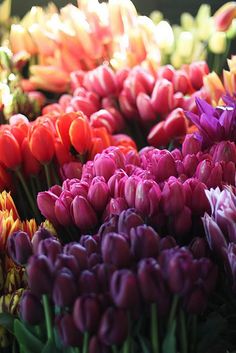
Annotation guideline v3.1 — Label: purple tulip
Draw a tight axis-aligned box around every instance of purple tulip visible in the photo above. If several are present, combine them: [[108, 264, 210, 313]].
[[73, 295, 101, 333], [63, 243, 88, 270], [89, 335, 111, 353], [54, 191, 73, 226], [211, 140, 236, 163], [78, 270, 99, 294], [80, 235, 99, 256], [54, 254, 80, 275], [7, 231, 32, 265], [53, 269, 77, 307], [56, 313, 82, 347], [60, 161, 83, 180], [20, 290, 44, 325], [117, 208, 144, 235], [93, 263, 116, 293], [130, 225, 160, 260], [99, 307, 128, 346], [36, 238, 62, 264], [101, 232, 131, 268], [31, 227, 53, 254], [161, 178, 185, 215], [110, 269, 140, 309], [27, 255, 53, 295], [37, 191, 59, 224], [183, 285, 207, 314], [189, 237, 209, 259], [135, 179, 161, 217]]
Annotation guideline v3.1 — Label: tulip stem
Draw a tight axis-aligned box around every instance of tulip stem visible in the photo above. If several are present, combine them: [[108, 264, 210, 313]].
[[112, 346, 119, 353], [179, 308, 188, 353], [82, 331, 89, 353], [44, 164, 52, 189], [42, 294, 53, 342], [151, 303, 159, 353], [16, 170, 41, 223], [168, 295, 179, 328]]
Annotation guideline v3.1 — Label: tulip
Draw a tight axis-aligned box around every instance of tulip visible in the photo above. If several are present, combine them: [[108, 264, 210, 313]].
[[151, 78, 174, 115], [78, 270, 99, 294], [21, 138, 41, 176], [183, 154, 199, 177], [202, 213, 227, 257], [211, 141, 236, 163], [73, 295, 101, 333], [69, 114, 92, 156], [135, 179, 161, 217], [55, 191, 73, 226], [159, 236, 177, 251], [29, 123, 55, 165], [53, 252, 78, 273], [137, 93, 157, 123], [64, 243, 88, 270], [93, 263, 116, 293], [20, 291, 44, 325], [90, 109, 117, 134], [37, 191, 59, 224], [70, 96, 98, 117], [147, 121, 170, 147], [214, 2, 236, 31], [110, 269, 140, 309], [56, 313, 82, 347], [0, 130, 22, 170], [35, 237, 62, 265], [71, 196, 98, 231], [60, 162, 83, 180], [189, 61, 209, 90], [80, 235, 99, 256], [161, 178, 185, 215], [7, 231, 32, 266], [27, 255, 53, 295], [172, 206, 192, 237], [88, 177, 110, 212], [150, 150, 177, 182], [182, 134, 202, 157], [183, 285, 207, 314], [31, 227, 54, 254], [209, 31, 227, 54], [198, 258, 218, 295], [189, 237, 209, 259], [84, 65, 117, 97], [173, 70, 193, 95], [164, 108, 188, 140], [99, 307, 128, 346], [195, 159, 223, 188], [101, 232, 131, 268], [117, 208, 144, 235], [53, 269, 77, 307], [93, 154, 117, 181], [130, 225, 160, 260]]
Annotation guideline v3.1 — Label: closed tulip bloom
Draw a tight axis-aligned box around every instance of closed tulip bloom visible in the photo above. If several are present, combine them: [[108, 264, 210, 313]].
[[164, 108, 188, 140], [64, 243, 88, 270], [55, 191, 73, 226], [27, 255, 53, 295], [0, 130, 22, 170], [56, 313, 82, 347], [37, 191, 59, 224], [88, 177, 110, 212], [189, 237, 209, 259], [182, 134, 202, 157], [93, 263, 116, 293], [172, 206, 192, 237], [124, 176, 141, 208], [21, 137, 41, 176], [73, 295, 101, 333], [71, 196, 98, 231], [60, 162, 83, 180], [80, 235, 99, 256], [151, 78, 174, 115], [99, 307, 128, 346], [55, 254, 80, 276], [197, 258, 218, 295], [189, 61, 209, 90], [159, 236, 177, 251], [53, 269, 77, 307], [93, 154, 117, 181], [183, 285, 207, 314], [147, 121, 170, 147], [117, 208, 144, 235], [101, 232, 131, 268], [135, 179, 161, 217], [36, 238, 62, 264], [137, 93, 156, 123], [211, 141, 236, 163], [20, 290, 44, 325], [195, 159, 223, 188], [29, 123, 55, 164], [150, 150, 177, 182], [110, 269, 140, 309], [69, 114, 92, 155], [183, 154, 199, 177], [31, 227, 54, 254], [130, 225, 160, 260], [7, 231, 32, 266], [78, 270, 99, 294], [161, 179, 185, 215]]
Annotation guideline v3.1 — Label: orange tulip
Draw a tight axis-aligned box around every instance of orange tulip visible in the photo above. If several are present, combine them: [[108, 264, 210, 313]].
[[69, 114, 92, 155], [29, 123, 55, 164], [56, 112, 78, 150], [0, 130, 22, 170], [21, 138, 41, 176]]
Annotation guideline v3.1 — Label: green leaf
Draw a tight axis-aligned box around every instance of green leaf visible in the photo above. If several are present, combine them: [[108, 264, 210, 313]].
[[42, 339, 61, 353], [0, 313, 15, 333], [14, 319, 44, 353], [162, 320, 177, 353]]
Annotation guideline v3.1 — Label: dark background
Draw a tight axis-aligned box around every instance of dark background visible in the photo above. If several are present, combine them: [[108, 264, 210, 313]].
[[12, 0, 226, 22]]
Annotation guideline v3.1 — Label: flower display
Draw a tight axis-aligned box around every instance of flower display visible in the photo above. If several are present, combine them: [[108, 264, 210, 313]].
[[0, 0, 235, 352]]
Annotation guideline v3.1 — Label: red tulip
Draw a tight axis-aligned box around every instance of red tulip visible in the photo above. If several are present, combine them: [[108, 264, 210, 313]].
[[29, 123, 55, 164], [69, 114, 92, 155], [0, 129, 22, 170]]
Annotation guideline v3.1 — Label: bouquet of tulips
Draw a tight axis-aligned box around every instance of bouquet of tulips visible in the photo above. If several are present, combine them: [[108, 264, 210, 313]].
[[0, 0, 236, 353]]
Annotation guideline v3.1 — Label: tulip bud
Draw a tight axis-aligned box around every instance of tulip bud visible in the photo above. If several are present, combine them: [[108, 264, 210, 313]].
[[99, 307, 128, 346], [110, 269, 140, 309], [164, 108, 188, 140], [37, 238, 62, 264], [21, 138, 41, 176], [31, 227, 53, 254], [69, 114, 92, 155], [94, 154, 117, 181], [130, 225, 160, 260], [37, 191, 59, 224], [93, 263, 116, 293], [55, 254, 80, 276], [195, 159, 223, 188], [53, 269, 77, 307], [20, 290, 44, 325], [63, 243, 88, 270], [101, 232, 131, 268], [161, 179, 185, 215], [147, 121, 170, 147], [71, 196, 98, 231], [80, 235, 99, 256], [151, 79, 174, 115], [159, 236, 177, 251], [189, 61, 209, 90], [89, 335, 110, 353], [135, 179, 161, 217], [136, 93, 156, 123], [29, 124, 54, 164], [56, 313, 82, 347], [27, 255, 53, 295], [88, 177, 110, 212], [117, 208, 144, 235], [209, 31, 227, 54], [211, 141, 236, 163], [60, 162, 83, 180], [73, 295, 101, 333], [150, 150, 177, 182], [172, 206, 192, 237], [189, 237, 209, 259], [79, 270, 99, 295], [7, 231, 32, 266], [0, 130, 22, 170]]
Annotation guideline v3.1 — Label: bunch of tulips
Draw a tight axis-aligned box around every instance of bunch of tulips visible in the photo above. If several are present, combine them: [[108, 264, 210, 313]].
[[0, 0, 236, 353]]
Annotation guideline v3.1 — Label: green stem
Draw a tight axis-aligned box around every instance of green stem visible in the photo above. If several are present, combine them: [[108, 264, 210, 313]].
[[151, 303, 159, 353], [15, 169, 40, 222], [44, 163, 52, 189], [82, 332, 89, 353], [191, 315, 197, 353], [179, 308, 188, 353], [50, 162, 61, 185], [168, 295, 179, 328], [212, 54, 221, 75], [42, 295, 53, 341], [122, 336, 131, 353]]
